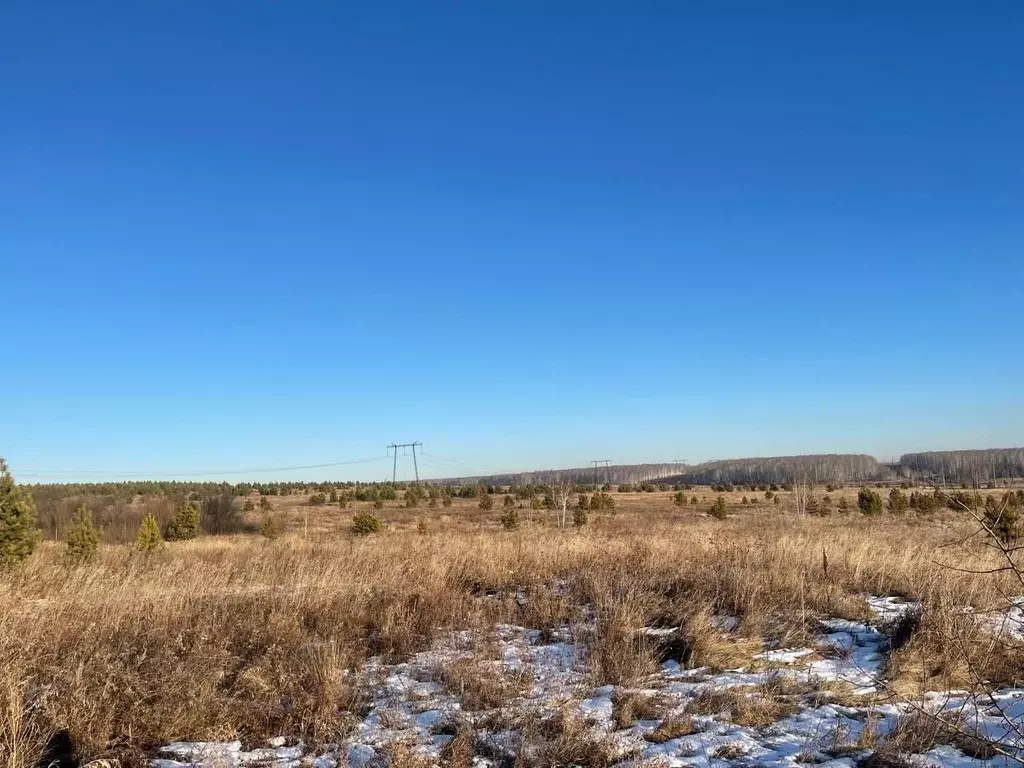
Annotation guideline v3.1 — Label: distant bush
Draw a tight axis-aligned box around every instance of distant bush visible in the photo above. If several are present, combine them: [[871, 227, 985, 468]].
[[308, 492, 327, 507], [442, 493, 453, 508], [983, 495, 1018, 547], [479, 493, 494, 511], [618, 484, 633, 493], [329, 489, 338, 503], [888, 488, 909, 515], [64, 506, 100, 566], [573, 504, 588, 527], [673, 491, 686, 507], [946, 490, 981, 511], [373, 498, 385, 510], [503, 495, 515, 510], [837, 497, 849, 514], [165, 501, 201, 541], [136, 513, 163, 553], [741, 496, 749, 505], [501, 507, 520, 531], [260, 496, 272, 511], [243, 498, 255, 511], [690, 495, 698, 505], [858, 488, 883, 516], [709, 497, 728, 520], [0, 458, 40, 569], [352, 512, 383, 535], [909, 491, 936, 515], [259, 513, 280, 540]]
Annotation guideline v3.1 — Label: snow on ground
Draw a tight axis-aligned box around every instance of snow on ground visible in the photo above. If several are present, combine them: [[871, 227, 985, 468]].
[[153, 596, 1024, 767], [978, 597, 1024, 643]]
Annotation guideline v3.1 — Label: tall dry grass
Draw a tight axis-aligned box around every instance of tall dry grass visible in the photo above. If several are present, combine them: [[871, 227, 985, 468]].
[[1, 506, 1021, 766]]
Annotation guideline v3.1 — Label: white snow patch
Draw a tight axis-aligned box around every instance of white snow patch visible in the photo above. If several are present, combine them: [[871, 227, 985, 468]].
[[152, 596, 1024, 767]]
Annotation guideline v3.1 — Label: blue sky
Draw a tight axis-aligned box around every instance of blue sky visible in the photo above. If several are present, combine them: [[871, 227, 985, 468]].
[[2, 2, 1022, 483]]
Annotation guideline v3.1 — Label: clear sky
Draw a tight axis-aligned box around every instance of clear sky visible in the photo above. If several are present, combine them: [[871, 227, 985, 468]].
[[2, 2, 1022, 483]]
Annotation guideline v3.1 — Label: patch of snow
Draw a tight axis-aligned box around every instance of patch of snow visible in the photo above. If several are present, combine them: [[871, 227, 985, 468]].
[[152, 596, 1024, 767], [759, 647, 816, 663]]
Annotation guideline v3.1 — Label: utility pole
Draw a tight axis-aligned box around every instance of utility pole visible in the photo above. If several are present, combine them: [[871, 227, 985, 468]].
[[387, 442, 423, 484], [590, 459, 611, 487]]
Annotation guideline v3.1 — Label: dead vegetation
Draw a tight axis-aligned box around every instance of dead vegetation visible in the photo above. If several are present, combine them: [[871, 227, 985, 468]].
[[684, 684, 800, 727], [1, 494, 1023, 766], [644, 714, 700, 743]]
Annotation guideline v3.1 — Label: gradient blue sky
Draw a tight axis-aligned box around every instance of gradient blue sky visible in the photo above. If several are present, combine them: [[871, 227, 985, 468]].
[[2, 2, 1022, 483]]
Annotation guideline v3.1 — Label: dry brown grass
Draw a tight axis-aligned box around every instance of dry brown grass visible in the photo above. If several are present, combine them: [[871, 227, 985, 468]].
[[610, 690, 669, 729], [518, 708, 620, 767], [1, 491, 1022, 766], [644, 714, 700, 743], [684, 684, 801, 727]]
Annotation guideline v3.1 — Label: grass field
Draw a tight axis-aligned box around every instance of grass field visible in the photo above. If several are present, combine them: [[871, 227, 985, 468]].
[[2, 487, 1023, 767]]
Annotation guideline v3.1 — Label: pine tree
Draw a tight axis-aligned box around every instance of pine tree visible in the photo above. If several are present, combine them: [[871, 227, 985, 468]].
[[858, 488, 883, 516], [64, 505, 100, 566], [260, 496, 272, 510], [501, 507, 520, 531], [259, 513, 280, 540], [136, 513, 164, 553], [479, 493, 494, 511], [983, 495, 1018, 547], [673, 491, 686, 507], [165, 501, 200, 541], [572, 505, 588, 527], [888, 488, 909, 515], [352, 512, 383, 535], [0, 458, 40, 569], [838, 497, 850, 514], [709, 496, 728, 520]]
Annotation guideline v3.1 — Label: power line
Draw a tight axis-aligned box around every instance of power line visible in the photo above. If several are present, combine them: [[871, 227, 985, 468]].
[[387, 442, 422, 484], [591, 459, 611, 486]]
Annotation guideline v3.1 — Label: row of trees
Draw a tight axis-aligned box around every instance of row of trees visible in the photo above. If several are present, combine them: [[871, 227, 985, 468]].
[[898, 449, 1024, 485]]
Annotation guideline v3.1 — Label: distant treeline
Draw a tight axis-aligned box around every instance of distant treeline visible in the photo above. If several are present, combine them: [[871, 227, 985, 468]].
[[669, 454, 880, 486], [898, 449, 1024, 484], [436, 463, 682, 488], [439, 448, 1024, 488]]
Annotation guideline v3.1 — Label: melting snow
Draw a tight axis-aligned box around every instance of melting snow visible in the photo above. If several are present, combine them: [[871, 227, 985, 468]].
[[153, 596, 1024, 767]]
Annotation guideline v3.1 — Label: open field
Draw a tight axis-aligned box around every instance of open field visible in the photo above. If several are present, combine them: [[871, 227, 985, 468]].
[[3, 485, 1024, 768]]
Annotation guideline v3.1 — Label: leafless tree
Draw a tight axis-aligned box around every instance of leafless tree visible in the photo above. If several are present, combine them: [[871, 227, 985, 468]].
[[551, 483, 574, 528]]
